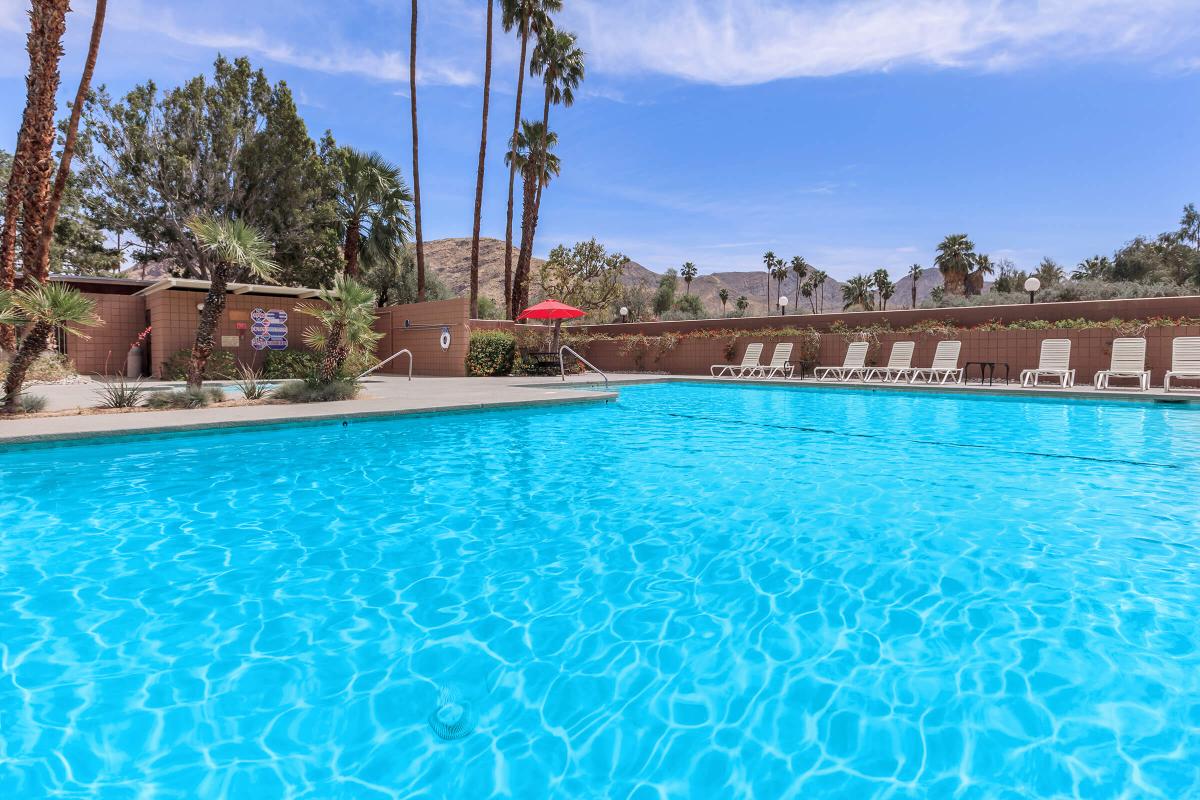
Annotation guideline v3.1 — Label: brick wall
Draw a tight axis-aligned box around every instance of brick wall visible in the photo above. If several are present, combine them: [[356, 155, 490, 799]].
[[374, 298, 470, 377], [572, 325, 1200, 387], [65, 292, 148, 376], [145, 290, 315, 377]]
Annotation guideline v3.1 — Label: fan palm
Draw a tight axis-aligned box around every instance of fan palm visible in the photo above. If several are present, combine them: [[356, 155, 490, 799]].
[[529, 26, 583, 211], [501, 0, 560, 317], [1, 282, 100, 412], [935, 234, 976, 296], [334, 148, 412, 277], [297, 275, 381, 383], [870, 268, 891, 309], [469, 0, 495, 319], [761, 251, 778, 310], [1072, 255, 1112, 281], [735, 295, 749, 315], [187, 216, 277, 388], [680, 262, 698, 295], [770, 264, 790, 312], [906, 264, 922, 308], [810, 269, 828, 312], [718, 288, 729, 316], [506, 120, 560, 314], [966, 254, 996, 295], [842, 275, 874, 311], [790, 256, 809, 312]]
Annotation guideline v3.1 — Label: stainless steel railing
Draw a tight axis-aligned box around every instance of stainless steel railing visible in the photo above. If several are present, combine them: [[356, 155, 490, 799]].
[[358, 348, 412, 381], [559, 345, 609, 391]]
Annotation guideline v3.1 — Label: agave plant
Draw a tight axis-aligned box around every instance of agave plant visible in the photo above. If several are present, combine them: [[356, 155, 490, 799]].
[[1, 282, 101, 413], [297, 275, 382, 384]]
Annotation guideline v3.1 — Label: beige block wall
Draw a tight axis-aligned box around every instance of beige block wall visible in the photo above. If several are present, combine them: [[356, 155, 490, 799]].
[[66, 292, 148, 376], [374, 298, 470, 377]]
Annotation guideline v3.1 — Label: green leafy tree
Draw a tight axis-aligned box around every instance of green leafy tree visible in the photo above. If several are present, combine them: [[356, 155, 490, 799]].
[[990, 259, 1028, 293], [718, 287, 729, 316], [906, 264, 922, 308], [77, 56, 341, 288], [680, 261, 698, 294], [187, 216, 278, 389], [297, 274, 381, 383], [360, 245, 448, 308], [1, 282, 101, 412], [1179, 203, 1200, 251], [652, 268, 677, 316], [671, 293, 705, 319], [842, 274, 874, 311], [332, 148, 411, 278], [538, 238, 626, 316], [935, 234, 976, 296]]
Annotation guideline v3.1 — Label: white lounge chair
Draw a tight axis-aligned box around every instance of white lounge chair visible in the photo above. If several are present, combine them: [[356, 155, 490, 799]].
[[758, 342, 794, 379], [864, 341, 915, 383], [1164, 337, 1200, 392], [1021, 339, 1075, 387], [814, 341, 868, 382], [712, 342, 763, 377], [1093, 337, 1149, 391], [908, 341, 963, 384]]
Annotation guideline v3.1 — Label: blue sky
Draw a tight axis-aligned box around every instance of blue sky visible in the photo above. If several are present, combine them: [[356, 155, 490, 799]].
[[2, 0, 1199, 279]]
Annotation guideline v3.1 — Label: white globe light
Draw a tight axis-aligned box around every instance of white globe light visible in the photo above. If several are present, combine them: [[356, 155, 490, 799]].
[[619, 306, 629, 317], [778, 296, 789, 307], [1024, 277, 1041, 293]]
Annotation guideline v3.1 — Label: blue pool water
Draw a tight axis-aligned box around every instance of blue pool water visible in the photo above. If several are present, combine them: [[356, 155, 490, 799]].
[[1, 382, 1199, 798]]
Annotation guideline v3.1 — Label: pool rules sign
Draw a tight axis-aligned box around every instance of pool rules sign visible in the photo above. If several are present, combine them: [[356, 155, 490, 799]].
[[250, 308, 288, 351]]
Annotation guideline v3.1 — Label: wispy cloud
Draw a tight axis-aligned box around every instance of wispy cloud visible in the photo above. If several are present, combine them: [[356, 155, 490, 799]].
[[110, 3, 478, 87], [565, 0, 1200, 85]]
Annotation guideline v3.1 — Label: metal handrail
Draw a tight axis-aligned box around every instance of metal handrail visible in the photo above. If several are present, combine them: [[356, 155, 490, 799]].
[[559, 345, 609, 390], [358, 348, 412, 381]]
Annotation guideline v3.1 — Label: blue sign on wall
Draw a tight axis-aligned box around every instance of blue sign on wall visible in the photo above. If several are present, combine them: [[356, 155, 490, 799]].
[[251, 308, 288, 351]]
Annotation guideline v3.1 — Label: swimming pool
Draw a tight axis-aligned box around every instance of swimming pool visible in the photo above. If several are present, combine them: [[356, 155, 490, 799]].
[[1, 382, 1197, 798]]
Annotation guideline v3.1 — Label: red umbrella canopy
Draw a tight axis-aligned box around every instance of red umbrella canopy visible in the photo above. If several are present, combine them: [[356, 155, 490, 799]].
[[516, 299, 586, 321]]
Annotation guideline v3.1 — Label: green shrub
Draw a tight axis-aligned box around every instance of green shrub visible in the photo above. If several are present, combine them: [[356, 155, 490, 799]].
[[96, 377, 147, 408], [262, 350, 320, 379], [465, 330, 516, 376], [145, 387, 225, 409], [271, 379, 359, 403], [17, 394, 48, 413], [160, 349, 237, 381]]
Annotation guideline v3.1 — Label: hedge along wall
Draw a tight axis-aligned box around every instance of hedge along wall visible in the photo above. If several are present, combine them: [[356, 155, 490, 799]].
[[567, 323, 1200, 387]]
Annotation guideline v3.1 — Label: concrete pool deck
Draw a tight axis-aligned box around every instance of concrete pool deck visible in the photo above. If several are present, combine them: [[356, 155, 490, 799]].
[[2, 371, 1197, 445]]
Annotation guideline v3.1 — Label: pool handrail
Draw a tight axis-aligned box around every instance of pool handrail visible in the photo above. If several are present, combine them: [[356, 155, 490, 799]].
[[359, 348, 412, 381], [559, 345, 609, 391]]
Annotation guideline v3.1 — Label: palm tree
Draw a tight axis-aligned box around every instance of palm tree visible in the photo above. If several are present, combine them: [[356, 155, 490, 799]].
[[907, 264, 922, 308], [469, 0, 494, 320], [0, 0, 71, 352], [935, 234, 976, 296], [501, 0, 560, 318], [1073, 255, 1112, 281], [810, 269, 828, 312], [761, 251, 777, 311], [680, 262, 698, 295], [409, 0, 426, 301], [966, 254, 996, 295], [735, 295, 749, 316], [718, 288, 729, 316], [526, 26, 583, 249], [800, 279, 814, 312], [1033, 257, 1065, 287], [297, 274, 381, 383], [842, 275, 874, 311], [770, 263, 789, 312], [871, 268, 890, 309], [334, 149, 412, 277], [28, 0, 107, 285], [1, 282, 100, 412], [790, 256, 809, 313], [187, 216, 277, 389], [506, 120, 560, 315]]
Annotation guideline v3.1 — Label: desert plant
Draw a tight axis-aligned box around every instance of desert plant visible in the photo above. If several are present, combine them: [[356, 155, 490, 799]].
[[233, 364, 270, 400], [296, 274, 381, 383], [146, 387, 224, 409], [96, 376, 146, 408], [262, 350, 319, 379], [466, 330, 516, 376], [16, 393, 48, 413], [271, 379, 359, 403], [0, 351, 76, 383], [161, 348, 237, 381], [1, 282, 101, 412]]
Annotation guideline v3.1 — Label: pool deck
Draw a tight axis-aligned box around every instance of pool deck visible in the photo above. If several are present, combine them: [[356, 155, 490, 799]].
[[1, 372, 1197, 445]]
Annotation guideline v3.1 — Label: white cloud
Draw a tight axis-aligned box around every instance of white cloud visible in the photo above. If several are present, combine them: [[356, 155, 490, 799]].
[[564, 0, 1200, 85]]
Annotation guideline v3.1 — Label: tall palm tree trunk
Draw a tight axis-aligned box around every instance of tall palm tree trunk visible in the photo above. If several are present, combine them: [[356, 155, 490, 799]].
[[409, 0, 426, 302], [3, 320, 52, 412], [188, 266, 229, 389], [29, 0, 106, 284], [911, 280, 917, 308], [320, 320, 348, 383], [343, 221, 361, 276], [469, 0, 494, 320], [1, 0, 70, 350], [512, 169, 538, 315], [504, 15, 531, 319]]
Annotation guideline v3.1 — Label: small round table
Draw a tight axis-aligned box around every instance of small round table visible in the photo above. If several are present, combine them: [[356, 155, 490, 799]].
[[964, 361, 1010, 385]]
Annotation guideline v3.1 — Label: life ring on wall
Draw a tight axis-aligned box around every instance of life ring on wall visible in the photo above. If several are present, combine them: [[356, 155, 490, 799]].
[[439, 327, 451, 351]]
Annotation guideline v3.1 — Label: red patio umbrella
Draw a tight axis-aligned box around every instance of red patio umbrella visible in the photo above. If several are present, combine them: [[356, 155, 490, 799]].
[[515, 299, 585, 354]]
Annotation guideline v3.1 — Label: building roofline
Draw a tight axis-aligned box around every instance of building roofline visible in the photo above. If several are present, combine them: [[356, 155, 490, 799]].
[[133, 278, 330, 299]]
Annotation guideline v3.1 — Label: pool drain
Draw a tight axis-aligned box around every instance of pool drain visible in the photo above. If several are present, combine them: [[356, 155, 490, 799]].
[[428, 686, 476, 741]]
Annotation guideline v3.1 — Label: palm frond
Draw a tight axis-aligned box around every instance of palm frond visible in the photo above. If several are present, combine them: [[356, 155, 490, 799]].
[[189, 215, 279, 282]]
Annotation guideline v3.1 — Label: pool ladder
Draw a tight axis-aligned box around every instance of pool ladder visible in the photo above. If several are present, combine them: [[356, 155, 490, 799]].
[[359, 348, 412, 381], [559, 345, 609, 391]]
